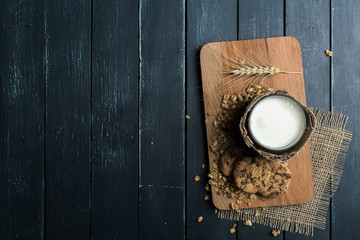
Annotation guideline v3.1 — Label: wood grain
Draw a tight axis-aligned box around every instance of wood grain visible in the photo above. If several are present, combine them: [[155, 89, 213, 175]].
[[186, 1, 238, 240], [91, 0, 138, 239], [200, 37, 314, 210], [332, 0, 360, 238], [139, 0, 185, 239], [45, 0, 91, 239], [237, 1, 286, 239], [0, 0, 44, 238], [285, 0, 331, 239]]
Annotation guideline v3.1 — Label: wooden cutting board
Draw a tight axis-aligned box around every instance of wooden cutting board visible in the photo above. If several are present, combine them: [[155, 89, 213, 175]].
[[200, 36, 314, 210]]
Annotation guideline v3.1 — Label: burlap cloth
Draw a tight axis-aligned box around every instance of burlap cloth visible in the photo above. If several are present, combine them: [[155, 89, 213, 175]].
[[218, 108, 352, 236]]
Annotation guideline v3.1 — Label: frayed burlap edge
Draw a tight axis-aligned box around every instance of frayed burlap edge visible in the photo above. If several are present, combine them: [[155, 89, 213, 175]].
[[217, 109, 352, 236]]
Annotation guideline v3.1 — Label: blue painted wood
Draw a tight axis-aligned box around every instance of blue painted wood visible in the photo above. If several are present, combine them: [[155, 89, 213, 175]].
[[332, 0, 360, 239], [238, 0, 284, 40], [2, 1, 358, 239], [0, 0, 44, 239], [186, 1, 238, 239], [91, 0, 138, 239], [139, 0, 185, 239], [286, 0, 331, 111], [45, 0, 91, 239], [285, 0, 331, 239], [238, 0, 284, 238]]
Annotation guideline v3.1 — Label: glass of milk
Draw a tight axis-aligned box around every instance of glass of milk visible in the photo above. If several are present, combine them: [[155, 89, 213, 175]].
[[247, 95, 306, 151]]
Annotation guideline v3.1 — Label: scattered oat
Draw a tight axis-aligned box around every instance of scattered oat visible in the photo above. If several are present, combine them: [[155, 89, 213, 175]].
[[204, 195, 210, 200], [286, 217, 290, 222], [231, 202, 239, 211], [202, 163, 205, 168], [236, 200, 241, 204], [204, 119, 208, 123], [150, 141, 154, 145], [262, 207, 267, 211], [243, 219, 252, 226], [185, 114, 191, 119], [325, 49, 333, 57], [197, 216, 203, 222], [249, 193, 257, 200], [233, 223, 237, 228], [244, 211, 248, 215], [214, 208, 218, 214], [205, 84, 271, 200], [271, 230, 281, 237], [230, 228, 236, 234], [204, 183, 210, 191], [194, 175, 200, 182], [255, 210, 260, 217], [247, 202, 252, 207], [213, 120, 218, 127]]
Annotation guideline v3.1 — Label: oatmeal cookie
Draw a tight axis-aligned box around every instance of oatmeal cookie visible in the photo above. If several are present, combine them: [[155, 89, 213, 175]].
[[259, 161, 291, 198], [233, 156, 271, 193], [219, 146, 243, 177]]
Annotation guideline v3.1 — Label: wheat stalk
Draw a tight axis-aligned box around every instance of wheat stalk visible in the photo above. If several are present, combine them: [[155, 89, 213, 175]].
[[218, 48, 302, 79], [229, 65, 300, 77], [201, 46, 302, 100]]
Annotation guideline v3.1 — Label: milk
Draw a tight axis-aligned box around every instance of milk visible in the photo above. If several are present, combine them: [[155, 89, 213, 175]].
[[248, 95, 306, 151]]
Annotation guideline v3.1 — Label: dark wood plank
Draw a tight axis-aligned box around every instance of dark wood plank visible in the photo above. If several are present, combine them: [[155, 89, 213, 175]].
[[238, 1, 284, 238], [186, 1, 238, 239], [45, 0, 91, 239], [238, 0, 284, 40], [91, 0, 138, 239], [139, 0, 185, 239], [0, 0, 44, 239], [285, 0, 331, 239], [286, 0, 331, 111], [332, 0, 360, 238]]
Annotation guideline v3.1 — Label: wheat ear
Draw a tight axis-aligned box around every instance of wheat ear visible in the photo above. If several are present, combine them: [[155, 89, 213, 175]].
[[229, 66, 302, 77], [201, 46, 302, 101]]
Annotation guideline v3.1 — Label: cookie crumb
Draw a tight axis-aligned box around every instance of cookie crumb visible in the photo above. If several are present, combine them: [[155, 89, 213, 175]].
[[204, 119, 208, 123], [247, 202, 252, 207], [255, 210, 260, 217], [325, 49, 333, 57], [230, 228, 236, 234], [243, 220, 252, 226], [204, 183, 210, 191], [150, 141, 154, 145], [233, 223, 237, 228], [194, 175, 200, 182], [202, 163, 205, 168], [197, 216, 203, 222], [204, 195, 210, 200], [214, 208, 218, 214], [185, 114, 191, 119], [271, 230, 281, 236]]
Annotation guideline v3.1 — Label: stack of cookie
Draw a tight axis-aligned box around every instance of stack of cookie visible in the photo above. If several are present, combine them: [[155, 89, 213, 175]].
[[219, 146, 291, 198]]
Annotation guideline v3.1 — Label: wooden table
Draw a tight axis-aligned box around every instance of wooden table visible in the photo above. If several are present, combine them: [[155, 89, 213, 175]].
[[0, 1, 359, 239]]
